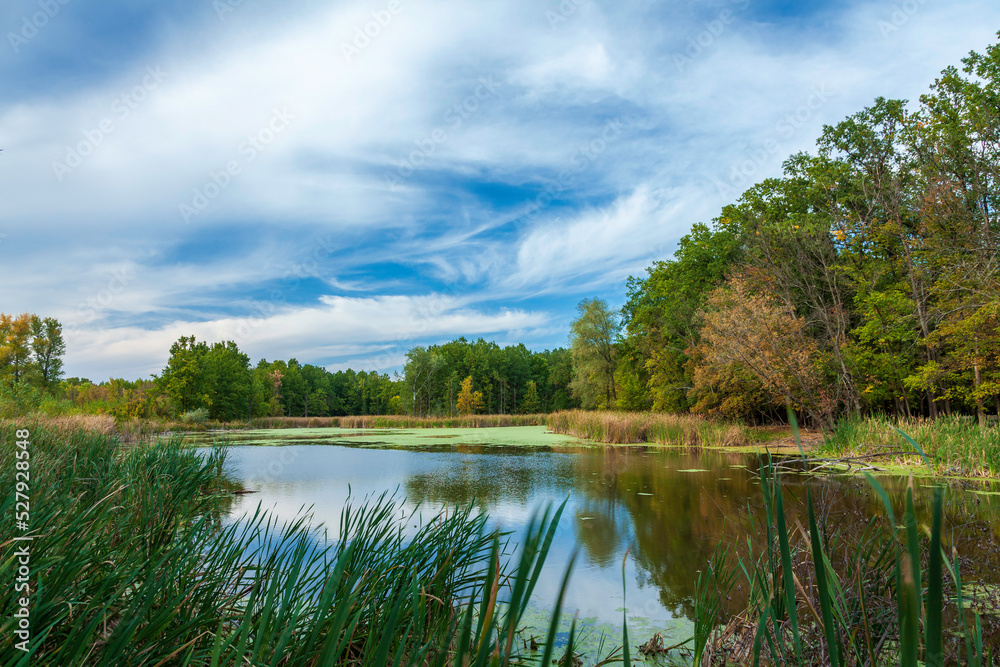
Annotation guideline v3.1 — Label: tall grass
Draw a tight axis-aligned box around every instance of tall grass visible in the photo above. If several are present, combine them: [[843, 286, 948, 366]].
[[695, 433, 997, 664], [547, 409, 750, 447], [821, 415, 1000, 476], [248, 413, 549, 429], [0, 421, 576, 665], [7, 412, 551, 440], [7, 416, 990, 665]]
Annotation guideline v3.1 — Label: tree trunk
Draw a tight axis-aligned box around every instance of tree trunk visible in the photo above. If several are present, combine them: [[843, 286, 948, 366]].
[[975, 363, 985, 428]]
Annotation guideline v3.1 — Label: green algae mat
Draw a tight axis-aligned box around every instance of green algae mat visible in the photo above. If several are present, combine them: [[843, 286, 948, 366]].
[[176, 425, 588, 449]]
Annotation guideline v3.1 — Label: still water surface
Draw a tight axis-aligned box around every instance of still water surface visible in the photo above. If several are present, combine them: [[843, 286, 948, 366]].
[[186, 426, 1000, 654]]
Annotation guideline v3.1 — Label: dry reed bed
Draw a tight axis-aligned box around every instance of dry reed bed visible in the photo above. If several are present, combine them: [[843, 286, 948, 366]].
[[248, 414, 549, 429], [3, 413, 552, 443], [547, 410, 749, 447], [0, 414, 160, 443]]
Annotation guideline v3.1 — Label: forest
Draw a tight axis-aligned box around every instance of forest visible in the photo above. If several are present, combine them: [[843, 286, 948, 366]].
[[613, 40, 1000, 429], [3, 40, 1000, 430], [0, 322, 577, 421]]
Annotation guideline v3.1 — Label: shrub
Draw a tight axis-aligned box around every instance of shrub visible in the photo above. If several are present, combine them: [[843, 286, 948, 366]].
[[0, 381, 41, 418], [180, 407, 209, 424]]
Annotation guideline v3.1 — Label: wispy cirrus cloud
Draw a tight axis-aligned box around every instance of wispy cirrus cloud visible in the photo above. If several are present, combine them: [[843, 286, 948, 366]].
[[2, 0, 999, 377]]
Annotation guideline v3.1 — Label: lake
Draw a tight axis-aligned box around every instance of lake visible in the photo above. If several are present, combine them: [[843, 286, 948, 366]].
[[183, 425, 1000, 660]]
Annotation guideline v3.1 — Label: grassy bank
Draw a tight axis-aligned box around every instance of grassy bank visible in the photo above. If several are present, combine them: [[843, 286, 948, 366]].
[[820, 415, 1000, 477], [547, 409, 750, 447], [0, 421, 578, 666], [546, 410, 1000, 477]]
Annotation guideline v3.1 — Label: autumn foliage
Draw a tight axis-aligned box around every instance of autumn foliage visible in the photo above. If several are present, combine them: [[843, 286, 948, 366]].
[[620, 39, 1000, 427], [456, 376, 484, 415]]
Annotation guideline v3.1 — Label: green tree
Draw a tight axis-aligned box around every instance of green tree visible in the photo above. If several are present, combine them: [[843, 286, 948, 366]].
[[202, 341, 252, 421], [569, 298, 620, 409], [29, 316, 65, 390], [544, 348, 578, 410], [403, 347, 443, 416], [158, 336, 210, 415], [519, 379, 540, 414]]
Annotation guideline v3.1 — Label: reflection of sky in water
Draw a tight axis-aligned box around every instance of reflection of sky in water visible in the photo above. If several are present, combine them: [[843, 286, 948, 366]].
[[220, 443, 678, 626], [213, 432, 1000, 635]]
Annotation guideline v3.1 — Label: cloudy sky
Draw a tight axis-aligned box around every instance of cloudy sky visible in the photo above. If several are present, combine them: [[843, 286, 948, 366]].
[[2, 0, 998, 380]]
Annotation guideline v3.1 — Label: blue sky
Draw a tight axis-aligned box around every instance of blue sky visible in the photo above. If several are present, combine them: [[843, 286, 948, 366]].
[[2, 0, 999, 380]]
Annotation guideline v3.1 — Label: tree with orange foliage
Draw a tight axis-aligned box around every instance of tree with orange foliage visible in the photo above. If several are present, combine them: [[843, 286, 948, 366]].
[[697, 271, 834, 428]]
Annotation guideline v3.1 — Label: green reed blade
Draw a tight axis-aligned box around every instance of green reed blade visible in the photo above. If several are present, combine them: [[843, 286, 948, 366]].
[[807, 487, 841, 667]]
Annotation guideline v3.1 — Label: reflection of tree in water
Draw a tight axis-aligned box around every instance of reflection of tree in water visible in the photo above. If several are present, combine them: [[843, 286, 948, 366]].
[[574, 499, 628, 568], [402, 447, 578, 512], [572, 448, 1000, 621], [571, 447, 760, 618], [398, 443, 1000, 624]]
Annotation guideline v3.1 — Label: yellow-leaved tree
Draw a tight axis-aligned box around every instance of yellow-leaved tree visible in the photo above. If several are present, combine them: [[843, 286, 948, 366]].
[[456, 375, 484, 415]]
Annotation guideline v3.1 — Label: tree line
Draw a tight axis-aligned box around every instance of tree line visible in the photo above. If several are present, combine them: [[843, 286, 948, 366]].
[[591, 37, 1000, 428], [399, 338, 578, 416], [100, 336, 401, 422], [1, 318, 577, 420]]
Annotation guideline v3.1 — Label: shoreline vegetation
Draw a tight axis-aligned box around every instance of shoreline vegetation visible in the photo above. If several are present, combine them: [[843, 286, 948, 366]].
[[7, 408, 999, 478], [4, 420, 997, 664], [820, 415, 1000, 478], [248, 413, 549, 429], [0, 421, 583, 666], [546, 409, 751, 448]]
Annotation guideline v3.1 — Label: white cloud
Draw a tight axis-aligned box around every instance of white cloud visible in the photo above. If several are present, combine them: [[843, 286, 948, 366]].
[[507, 185, 691, 291], [63, 293, 549, 379], [3, 0, 1000, 377]]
